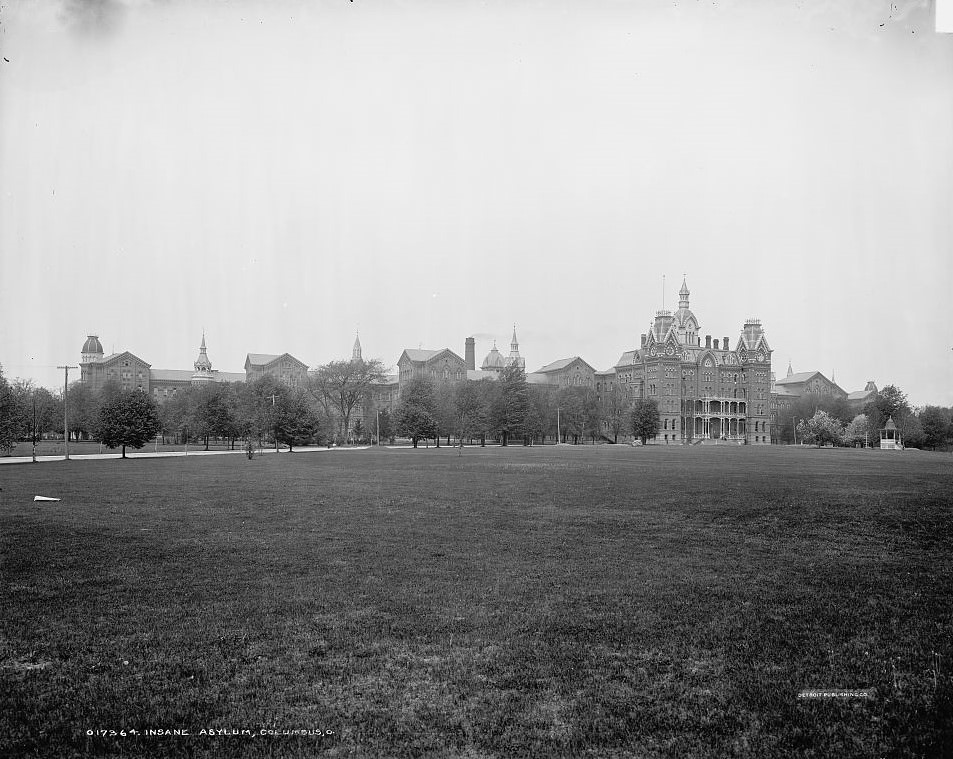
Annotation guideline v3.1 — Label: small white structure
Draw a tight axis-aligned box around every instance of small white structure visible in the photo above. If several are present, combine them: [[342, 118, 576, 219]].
[[880, 416, 903, 450]]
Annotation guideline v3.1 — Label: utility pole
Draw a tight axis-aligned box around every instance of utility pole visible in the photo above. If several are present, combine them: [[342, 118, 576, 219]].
[[556, 406, 561, 444], [32, 392, 37, 463], [56, 365, 77, 460], [377, 408, 381, 446]]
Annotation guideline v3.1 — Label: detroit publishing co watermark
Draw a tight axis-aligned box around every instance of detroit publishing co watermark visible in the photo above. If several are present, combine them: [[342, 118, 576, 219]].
[[86, 727, 334, 738], [797, 689, 876, 700]]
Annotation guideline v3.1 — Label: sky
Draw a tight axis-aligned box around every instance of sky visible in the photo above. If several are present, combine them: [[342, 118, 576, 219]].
[[1, 0, 951, 405]]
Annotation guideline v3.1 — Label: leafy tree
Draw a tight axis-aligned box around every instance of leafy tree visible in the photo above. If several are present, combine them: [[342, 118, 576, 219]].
[[600, 385, 628, 443], [307, 358, 385, 444], [918, 406, 951, 450], [865, 384, 911, 440], [556, 386, 585, 444], [96, 389, 161, 458], [556, 386, 601, 444], [796, 410, 845, 447], [274, 388, 323, 450], [159, 388, 193, 444], [902, 413, 925, 449], [453, 380, 488, 449], [433, 380, 457, 447], [489, 365, 529, 445], [375, 407, 393, 444], [11, 381, 58, 455], [629, 398, 660, 445], [0, 365, 21, 455], [394, 378, 437, 448], [845, 414, 871, 447], [70, 382, 100, 441], [189, 383, 236, 450], [524, 385, 556, 444], [352, 418, 365, 443]]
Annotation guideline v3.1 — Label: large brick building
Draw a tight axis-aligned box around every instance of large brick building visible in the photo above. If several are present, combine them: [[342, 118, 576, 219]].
[[605, 279, 773, 444]]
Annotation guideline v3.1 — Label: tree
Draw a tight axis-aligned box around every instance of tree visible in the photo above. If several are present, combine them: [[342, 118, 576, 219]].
[[375, 407, 393, 444], [524, 385, 556, 444], [352, 418, 365, 443], [796, 410, 845, 447], [489, 365, 529, 445], [845, 414, 870, 447], [919, 406, 951, 450], [600, 385, 627, 443], [189, 383, 236, 450], [96, 389, 161, 458], [66, 382, 98, 441], [433, 380, 457, 447], [0, 365, 21, 455], [394, 378, 437, 447], [453, 380, 488, 449], [273, 388, 323, 450], [865, 384, 911, 440], [902, 413, 925, 449], [307, 358, 385, 444], [629, 398, 660, 445]]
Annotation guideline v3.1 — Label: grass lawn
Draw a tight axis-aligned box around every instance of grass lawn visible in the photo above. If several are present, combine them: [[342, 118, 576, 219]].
[[1, 446, 951, 757]]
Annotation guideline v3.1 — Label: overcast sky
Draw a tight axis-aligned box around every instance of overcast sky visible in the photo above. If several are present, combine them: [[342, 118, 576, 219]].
[[1, 0, 951, 405]]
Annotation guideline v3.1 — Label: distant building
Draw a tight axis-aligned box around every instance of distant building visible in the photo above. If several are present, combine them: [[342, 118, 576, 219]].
[[769, 362, 878, 439], [529, 357, 597, 388], [244, 352, 309, 387], [79, 334, 243, 403], [848, 381, 878, 413]]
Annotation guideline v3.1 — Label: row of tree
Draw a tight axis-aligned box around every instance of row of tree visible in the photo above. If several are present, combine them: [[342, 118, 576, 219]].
[[390, 365, 662, 447], [791, 385, 953, 449]]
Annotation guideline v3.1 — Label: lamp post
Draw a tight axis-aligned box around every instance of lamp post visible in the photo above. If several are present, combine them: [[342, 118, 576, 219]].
[[793, 416, 797, 445], [376, 408, 381, 447], [556, 406, 560, 445]]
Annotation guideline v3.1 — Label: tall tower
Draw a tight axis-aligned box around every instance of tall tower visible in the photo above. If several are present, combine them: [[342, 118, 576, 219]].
[[508, 325, 525, 370], [352, 332, 362, 361], [80, 335, 104, 384], [192, 333, 214, 384]]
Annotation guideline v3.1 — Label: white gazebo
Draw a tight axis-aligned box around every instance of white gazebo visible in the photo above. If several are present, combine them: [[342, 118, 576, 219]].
[[880, 416, 903, 450]]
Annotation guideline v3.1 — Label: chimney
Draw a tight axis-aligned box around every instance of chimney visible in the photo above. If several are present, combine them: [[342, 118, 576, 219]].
[[465, 337, 475, 371], [705, 335, 711, 349], [724, 336, 730, 350], [713, 339, 720, 350], [640, 334, 647, 348]]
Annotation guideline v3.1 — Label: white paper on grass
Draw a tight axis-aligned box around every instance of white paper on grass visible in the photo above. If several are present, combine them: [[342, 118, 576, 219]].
[[33, 496, 61, 502]]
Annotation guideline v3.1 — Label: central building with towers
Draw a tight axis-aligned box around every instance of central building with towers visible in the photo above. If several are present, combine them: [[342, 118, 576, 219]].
[[612, 279, 773, 444]]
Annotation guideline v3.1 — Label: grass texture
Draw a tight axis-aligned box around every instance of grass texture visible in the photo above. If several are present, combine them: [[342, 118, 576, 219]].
[[1, 445, 951, 757]]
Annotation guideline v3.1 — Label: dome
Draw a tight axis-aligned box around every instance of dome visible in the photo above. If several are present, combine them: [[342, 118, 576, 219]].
[[82, 335, 103, 355], [482, 344, 505, 370]]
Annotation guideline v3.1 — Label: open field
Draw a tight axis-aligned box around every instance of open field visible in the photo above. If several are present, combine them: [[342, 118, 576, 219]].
[[1, 446, 951, 757]]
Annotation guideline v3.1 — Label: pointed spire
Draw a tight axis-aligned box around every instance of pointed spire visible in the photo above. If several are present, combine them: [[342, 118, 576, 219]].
[[678, 276, 690, 310], [786, 360, 793, 378], [508, 325, 525, 369], [193, 332, 212, 376], [352, 331, 362, 361]]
